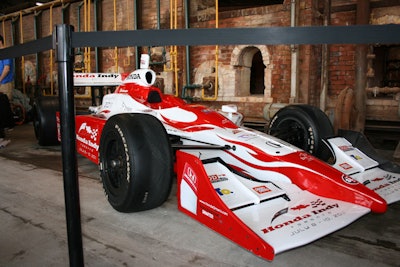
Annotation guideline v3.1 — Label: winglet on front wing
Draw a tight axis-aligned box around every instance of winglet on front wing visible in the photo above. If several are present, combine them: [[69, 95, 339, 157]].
[[176, 150, 371, 261]]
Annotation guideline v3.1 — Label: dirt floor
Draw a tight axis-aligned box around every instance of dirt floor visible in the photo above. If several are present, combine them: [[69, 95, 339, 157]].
[[0, 123, 399, 266]]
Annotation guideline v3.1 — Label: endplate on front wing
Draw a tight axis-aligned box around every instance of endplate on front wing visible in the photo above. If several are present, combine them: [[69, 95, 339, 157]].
[[328, 137, 400, 204]]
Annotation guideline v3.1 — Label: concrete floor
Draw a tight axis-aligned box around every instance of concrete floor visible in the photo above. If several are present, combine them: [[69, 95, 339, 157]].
[[0, 123, 399, 267]]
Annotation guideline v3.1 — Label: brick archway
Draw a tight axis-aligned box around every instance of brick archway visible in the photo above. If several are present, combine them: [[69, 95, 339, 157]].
[[231, 45, 272, 100]]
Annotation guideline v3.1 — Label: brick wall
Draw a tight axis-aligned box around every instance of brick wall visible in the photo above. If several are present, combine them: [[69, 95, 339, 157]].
[[187, 0, 304, 117], [328, 10, 357, 99], [2, 0, 398, 123]]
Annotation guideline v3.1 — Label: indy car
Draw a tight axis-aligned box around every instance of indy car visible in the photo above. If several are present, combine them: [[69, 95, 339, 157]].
[[32, 55, 400, 261]]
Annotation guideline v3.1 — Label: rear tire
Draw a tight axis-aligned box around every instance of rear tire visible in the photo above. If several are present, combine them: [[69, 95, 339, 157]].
[[32, 96, 59, 146], [99, 113, 173, 212], [12, 103, 26, 125], [267, 104, 334, 159]]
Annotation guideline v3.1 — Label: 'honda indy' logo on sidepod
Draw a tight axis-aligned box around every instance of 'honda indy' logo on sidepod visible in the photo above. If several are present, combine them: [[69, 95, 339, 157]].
[[76, 122, 99, 151]]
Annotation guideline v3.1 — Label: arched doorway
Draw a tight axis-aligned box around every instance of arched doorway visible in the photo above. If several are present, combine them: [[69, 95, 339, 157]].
[[231, 45, 271, 99], [250, 50, 266, 95]]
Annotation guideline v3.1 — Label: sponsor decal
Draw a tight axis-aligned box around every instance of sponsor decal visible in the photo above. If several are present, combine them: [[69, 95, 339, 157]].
[[291, 204, 310, 211], [98, 73, 120, 78], [76, 122, 100, 151], [74, 73, 120, 79], [385, 173, 400, 182], [311, 203, 339, 214], [201, 108, 213, 114], [102, 101, 112, 109], [253, 185, 272, 194], [338, 145, 354, 152], [271, 208, 288, 223], [261, 200, 340, 235], [209, 174, 228, 183], [215, 188, 233, 196], [372, 183, 391, 191], [201, 209, 214, 219], [342, 174, 359, 185], [262, 215, 311, 234], [199, 199, 228, 216], [127, 73, 141, 80], [74, 73, 96, 78], [78, 122, 99, 141], [350, 154, 362, 160], [310, 199, 326, 208], [299, 152, 313, 162], [183, 163, 197, 192], [371, 174, 400, 191], [339, 162, 353, 170], [372, 177, 384, 182]]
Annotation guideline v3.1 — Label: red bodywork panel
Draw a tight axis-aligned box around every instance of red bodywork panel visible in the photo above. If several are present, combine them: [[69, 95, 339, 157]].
[[75, 115, 106, 164]]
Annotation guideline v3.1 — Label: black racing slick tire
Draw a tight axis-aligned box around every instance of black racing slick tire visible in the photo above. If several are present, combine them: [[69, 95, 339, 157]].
[[99, 113, 173, 212], [32, 96, 59, 146], [11, 103, 26, 125], [267, 104, 334, 159]]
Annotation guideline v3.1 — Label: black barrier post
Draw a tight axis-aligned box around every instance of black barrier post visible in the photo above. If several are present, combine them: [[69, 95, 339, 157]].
[[54, 24, 84, 266]]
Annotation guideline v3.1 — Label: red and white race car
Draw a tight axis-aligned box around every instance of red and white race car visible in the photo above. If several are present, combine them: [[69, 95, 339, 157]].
[[32, 56, 400, 261]]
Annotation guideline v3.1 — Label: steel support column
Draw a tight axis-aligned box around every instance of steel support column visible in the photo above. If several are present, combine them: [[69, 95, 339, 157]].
[[320, 0, 331, 112], [354, 0, 370, 132], [54, 24, 84, 267]]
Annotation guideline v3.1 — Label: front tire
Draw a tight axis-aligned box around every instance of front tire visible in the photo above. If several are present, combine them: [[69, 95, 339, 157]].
[[267, 104, 334, 159], [99, 113, 173, 212]]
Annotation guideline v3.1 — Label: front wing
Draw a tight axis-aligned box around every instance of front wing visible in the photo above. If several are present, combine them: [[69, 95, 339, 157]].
[[176, 150, 370, 261]]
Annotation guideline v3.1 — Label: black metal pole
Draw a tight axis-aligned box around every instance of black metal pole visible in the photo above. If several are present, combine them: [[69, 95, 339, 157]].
[[54, 24, 84, 267]]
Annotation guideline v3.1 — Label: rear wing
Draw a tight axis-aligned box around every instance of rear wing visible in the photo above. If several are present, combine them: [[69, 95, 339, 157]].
[[73, 54, 151, 87], [73, 73, 126, 87], [73, 69, 156, 87]]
